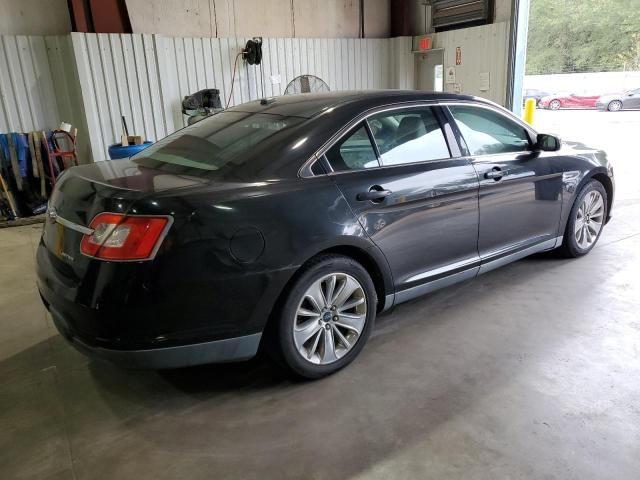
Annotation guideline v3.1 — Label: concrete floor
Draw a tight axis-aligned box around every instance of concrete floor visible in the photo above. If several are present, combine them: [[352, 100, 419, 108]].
[[2, 110, 640, 479]]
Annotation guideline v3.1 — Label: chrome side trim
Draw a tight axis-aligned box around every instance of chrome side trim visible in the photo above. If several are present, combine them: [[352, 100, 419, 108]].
[[393, 236, 563, 305], [51, 213, 94, 236], [382, 293, 395, 312], [404, 256, 480, 284], [553, 235, 563, 248], [395, 267, 479, 305], [478, 238, 557, 275]]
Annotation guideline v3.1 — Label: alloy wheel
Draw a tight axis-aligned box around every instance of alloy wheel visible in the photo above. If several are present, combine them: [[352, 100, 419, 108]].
[[293, 273, 367, 365], [608, 100, 622, 112], [574, 190, 605, 249], [550, 100, 561, 110]]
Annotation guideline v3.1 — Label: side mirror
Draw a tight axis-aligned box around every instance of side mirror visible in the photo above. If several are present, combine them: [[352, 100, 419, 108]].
[[536, 133, 561, 152]]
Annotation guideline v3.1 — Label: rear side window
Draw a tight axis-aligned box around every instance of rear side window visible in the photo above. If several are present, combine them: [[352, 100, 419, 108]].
[[368, 107, 450, 166], [132, 111, 303, 174], [449, 105, 531, 156], [325, 124, 379, 172]]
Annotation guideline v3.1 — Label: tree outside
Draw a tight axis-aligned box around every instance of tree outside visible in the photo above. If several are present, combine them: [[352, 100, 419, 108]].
[[526, 0, 640, 74]]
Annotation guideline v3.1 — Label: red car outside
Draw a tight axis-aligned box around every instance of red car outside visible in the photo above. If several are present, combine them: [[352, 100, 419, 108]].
[[539, 93, 600, 110]]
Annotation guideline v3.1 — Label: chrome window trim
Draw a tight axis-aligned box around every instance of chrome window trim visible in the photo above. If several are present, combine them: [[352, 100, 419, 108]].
[[299, 99, 539, 178], [445, 102, 538, 157], [322, 121, 382, 174]]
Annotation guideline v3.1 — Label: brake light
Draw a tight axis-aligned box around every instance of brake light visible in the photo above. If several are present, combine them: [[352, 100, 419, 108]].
[[80, 213, 172, 261]]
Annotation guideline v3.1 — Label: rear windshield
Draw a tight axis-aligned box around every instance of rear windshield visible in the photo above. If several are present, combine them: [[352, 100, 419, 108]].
[[132, 111, 304, 175]]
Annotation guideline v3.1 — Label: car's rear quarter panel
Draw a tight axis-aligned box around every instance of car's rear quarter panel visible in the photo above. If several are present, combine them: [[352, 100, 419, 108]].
[[121, 175, 380, 346]]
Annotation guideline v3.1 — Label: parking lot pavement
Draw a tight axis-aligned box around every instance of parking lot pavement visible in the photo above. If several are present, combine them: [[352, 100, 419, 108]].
[[534, 109, 640, 203]]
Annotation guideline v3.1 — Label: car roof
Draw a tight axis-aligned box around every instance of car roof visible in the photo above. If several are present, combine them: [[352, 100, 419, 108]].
[[168, 90, 514, 182], [227, 90, 480, 119]]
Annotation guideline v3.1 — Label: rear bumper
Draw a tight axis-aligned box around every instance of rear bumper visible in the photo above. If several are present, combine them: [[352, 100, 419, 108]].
[[47, 302, 261, 369], [35, 234, 289, 368]]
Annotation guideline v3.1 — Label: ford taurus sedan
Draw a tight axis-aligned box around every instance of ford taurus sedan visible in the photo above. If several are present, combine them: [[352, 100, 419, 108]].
[[37, 91, 614, 379]]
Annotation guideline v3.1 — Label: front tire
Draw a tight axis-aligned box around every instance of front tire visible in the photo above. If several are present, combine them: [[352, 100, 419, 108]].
[[559, 180, 607, 258], [275, 255, 377, 379], [549, 99, 562, 110], [607, 100, 623, 112]]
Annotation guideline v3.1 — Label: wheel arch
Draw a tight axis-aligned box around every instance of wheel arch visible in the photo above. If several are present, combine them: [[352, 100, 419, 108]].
[[590, 172, 614, 222], [313, 245, 391, 311], [571, 168, 613, 223], [258, 242, 393, 353]]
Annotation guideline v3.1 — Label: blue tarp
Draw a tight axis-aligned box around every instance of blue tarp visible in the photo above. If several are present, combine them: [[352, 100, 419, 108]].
[[0, 133, 30, 178]]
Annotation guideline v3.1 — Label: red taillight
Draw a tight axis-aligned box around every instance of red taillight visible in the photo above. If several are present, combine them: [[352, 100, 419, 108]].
[[80, 213, 172, 261]]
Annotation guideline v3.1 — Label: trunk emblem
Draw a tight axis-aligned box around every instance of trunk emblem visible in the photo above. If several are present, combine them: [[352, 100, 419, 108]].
[[60, 251, 75, 263]]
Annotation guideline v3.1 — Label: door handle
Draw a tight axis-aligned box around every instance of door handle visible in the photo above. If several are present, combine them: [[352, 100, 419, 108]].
[[484, 168, 506, 181], [356, 187, 392, 202]]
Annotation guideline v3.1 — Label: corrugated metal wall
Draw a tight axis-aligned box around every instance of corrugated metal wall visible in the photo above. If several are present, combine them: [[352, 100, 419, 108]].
[[0, 35, 78, 133], [71, 33, 171, 162], [72, 33, 394, 161], [390, 37, 415, 90], [433, 22, 510, 105], [6, 32, 514, 164]]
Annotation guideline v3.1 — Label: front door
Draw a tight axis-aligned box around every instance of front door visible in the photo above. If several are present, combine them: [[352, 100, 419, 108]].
[[446, 104, 563, 268], [324, 106, 480, 298], [624, 89, 640, 109]]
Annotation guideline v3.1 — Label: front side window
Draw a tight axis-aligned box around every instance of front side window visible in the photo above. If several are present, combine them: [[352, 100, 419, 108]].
[[325, 124, 379, 172], [449, 105, 531, 156], [367, 107, 450, 166]]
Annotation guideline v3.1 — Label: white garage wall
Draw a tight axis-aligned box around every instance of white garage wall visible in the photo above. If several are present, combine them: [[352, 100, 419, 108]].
[[0, 34, 91, 161], [71, 33, 171, 161], [1, 28, 515, 163], [71, 33, 395, 161], [524, 71, 640, 95], [0, 35, 68, 132], [433, 22, 510, 105]]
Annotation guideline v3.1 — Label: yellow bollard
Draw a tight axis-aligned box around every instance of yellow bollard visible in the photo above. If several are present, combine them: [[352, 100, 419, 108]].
[[523, 98, 536, 125]]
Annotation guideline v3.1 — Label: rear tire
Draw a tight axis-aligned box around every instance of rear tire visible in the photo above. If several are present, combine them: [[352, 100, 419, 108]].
[[549, 99, 561, 110], [273, 255, 377, 379], [607, 100, 623, 112], [558, 180, 607, 258]]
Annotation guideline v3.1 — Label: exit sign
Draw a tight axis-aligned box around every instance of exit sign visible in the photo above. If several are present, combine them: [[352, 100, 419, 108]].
[[417, 36, 433, 51]]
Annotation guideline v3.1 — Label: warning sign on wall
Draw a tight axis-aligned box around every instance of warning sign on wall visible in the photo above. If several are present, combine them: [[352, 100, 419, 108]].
[[446, 67, 456, 84], [455, 47, 462, 65]]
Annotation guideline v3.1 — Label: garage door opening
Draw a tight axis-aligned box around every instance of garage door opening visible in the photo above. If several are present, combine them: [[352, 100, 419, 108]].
[[524, 0, 640, 204]]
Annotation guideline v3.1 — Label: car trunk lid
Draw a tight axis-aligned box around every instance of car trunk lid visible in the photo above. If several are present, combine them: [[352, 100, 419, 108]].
[[41, 160, 208, 272]]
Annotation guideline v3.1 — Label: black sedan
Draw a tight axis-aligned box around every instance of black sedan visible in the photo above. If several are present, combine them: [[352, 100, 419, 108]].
[[37, 91, 614, 379]]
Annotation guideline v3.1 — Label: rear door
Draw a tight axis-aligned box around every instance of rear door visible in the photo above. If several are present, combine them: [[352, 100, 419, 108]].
[[325, 105, 480, 300], [446, 104, 563, 270]]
